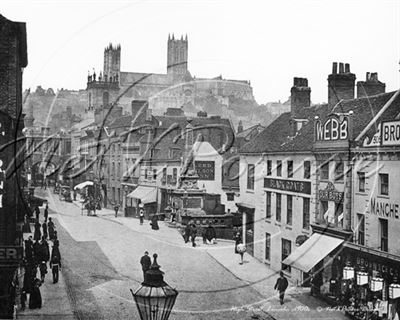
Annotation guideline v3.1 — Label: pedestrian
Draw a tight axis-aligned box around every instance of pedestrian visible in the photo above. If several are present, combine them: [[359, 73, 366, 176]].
[[35, 206, 40, 222], [44, 204, 49, 222], [274, 271, 289, 305], [33, 240, 41, 264], [42, 221, 48, 240], [114, 204, 119, 217], [48, 218, 55, 241], [20, 289, 27, 310], [29, 278, 42, 309], [39, 261, 47, 283], [202, 228, 207, 244], [22, 214, 31, 233], [34, 221, 41, 241], [73, 189, 77, 201], [236, 242, 246, 264], [234, 232, 242, 254], [140, 251, 152, 280], [25, 237, 34, 263], [183, 224, 190, 243], [41, 236, 50, 262], [150, 214, 159, 230], [205, 224, 216, 244], [139, 209, 144, 225], [50, 244, 61, 284], [190, 223, 197, 247]]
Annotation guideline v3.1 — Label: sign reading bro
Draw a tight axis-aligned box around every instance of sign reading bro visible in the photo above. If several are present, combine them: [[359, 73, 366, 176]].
[[381, 120, 400, 146], [315, 116, 348, 142], [0, 246, 23, 262]]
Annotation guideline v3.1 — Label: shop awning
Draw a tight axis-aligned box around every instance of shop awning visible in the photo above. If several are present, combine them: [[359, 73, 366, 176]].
[[236, 202, 255, 213], [282, 233, 344, 273], [127, 186, 157, 204]]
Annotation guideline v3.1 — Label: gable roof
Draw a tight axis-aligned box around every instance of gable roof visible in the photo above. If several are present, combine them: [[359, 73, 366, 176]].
[[240, 90, 400, 154]]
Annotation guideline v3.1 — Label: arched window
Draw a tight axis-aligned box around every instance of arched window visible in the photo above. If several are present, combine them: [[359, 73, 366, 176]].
[[103, 91, 109, 106]]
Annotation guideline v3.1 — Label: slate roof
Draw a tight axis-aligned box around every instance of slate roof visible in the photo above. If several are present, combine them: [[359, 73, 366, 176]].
[[240, 90, 400, 154]]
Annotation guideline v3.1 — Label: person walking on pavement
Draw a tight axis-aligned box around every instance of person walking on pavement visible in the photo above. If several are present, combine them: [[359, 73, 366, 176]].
[[29, 278, 42, 309], [150, 214, 159, 230], [183, 224, 190, 243], [35, 206, 40, 222], [44, 204, 49, 222], [236, 242, 246, 264], [39, 261, 47, 283], [48, 218, 55, 241], [50, 243, 61, 284], [274, 271, 289, 305], [190, 223, 197, 247], [33, 220, 41, 241], [114, 204, 120, 217], [41, 236, 50, 263], [140, 251, 151, 280], [42, 221, 48, 240], [139, 209, 144, 225], [33, 239, 42, 265]]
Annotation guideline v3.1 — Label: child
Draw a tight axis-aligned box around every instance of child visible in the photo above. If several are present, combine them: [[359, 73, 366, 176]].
[[39, 261, 47, 283]]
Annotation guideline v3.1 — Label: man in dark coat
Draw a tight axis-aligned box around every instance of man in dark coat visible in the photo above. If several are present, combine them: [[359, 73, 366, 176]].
[[25, 236, 34, 262], [205, 224, 216, 244], [44, 204, 49, 222], [33, 240, 42, 264], [274, 271, 289, 305], [190, 223, 197, 247], [42, 222, 48, 240], [48, 218, 55, 241], [29, 279, 42, 309], [150, 215, 159, 230], [33, 221, 42, 241], [184, 224, 190, 243], [140, 251, 151, 280], [35, 207, 40, 222], [50, 244, 61, 284]]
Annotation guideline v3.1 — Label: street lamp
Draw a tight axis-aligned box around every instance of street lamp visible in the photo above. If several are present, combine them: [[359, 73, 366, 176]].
[[131, 254, 178, 320]]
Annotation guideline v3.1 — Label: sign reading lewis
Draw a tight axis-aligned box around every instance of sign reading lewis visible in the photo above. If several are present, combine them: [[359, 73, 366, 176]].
[[195, 161, 215, 181]]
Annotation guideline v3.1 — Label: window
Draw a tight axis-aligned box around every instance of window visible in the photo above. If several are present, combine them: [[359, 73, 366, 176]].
[[267, 160, 272, 176], [144, 168, 148, 179], [303, 198, 310, 229], [335, 161, 344, 182], [266, 192, 272, 219], [153, 169, 157, 180], [277, 160, 282, 177], [379, 174, 389, 195], [227, 193, 234, 201], [172, 168, 177, 182], [287, 161, 293, 178], [112, 162, 115, 176], [276, 193, 281, 222], [247, 164, 255, 190], [335, 203, 344, 228], [112, 187, 115, 203], [358, 172, 365, 192], [357, 214, 365, 245], [304, 161, 311, 179], [281, 239, 291, 272], [117, 188, 121, 204], [286, 195, 293, 226], [379, 218, 388, 252], [320, 161, 329, 180], [117, 162, 121, 177], [265, 233, 271, 261]]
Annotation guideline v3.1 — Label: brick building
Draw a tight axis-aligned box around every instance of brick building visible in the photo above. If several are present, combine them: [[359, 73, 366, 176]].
[[0, 14, 27, 318]]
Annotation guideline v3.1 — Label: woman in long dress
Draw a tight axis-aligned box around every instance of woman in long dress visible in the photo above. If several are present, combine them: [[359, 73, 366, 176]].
[[29, 279, 42, 309], [33, 221, 41, 241]]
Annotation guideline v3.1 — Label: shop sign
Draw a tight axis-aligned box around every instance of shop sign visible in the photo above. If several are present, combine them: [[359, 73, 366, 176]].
[[0, 246, 23, 262], [381, 120, 400, 146], [369, 198, 399, 220], [355, 255, 399, 277], [315, 115, 349, 142], [318, 182, 343, 203], [264, 178, 311, 195], [195, 161, 215, 181]]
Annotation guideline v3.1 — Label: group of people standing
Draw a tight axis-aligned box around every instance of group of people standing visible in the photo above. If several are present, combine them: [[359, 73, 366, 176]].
[[21, 204, 62, 310]]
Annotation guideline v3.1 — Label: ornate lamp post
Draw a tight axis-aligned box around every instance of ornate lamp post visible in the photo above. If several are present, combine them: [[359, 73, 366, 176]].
[[131, 254, 178, 320]]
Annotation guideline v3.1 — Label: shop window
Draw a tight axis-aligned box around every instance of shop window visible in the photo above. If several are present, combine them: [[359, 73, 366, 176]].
[[320, 161, 329, 180], [265, 233, 271, 261], [281, 238, 291, 272], [277, 160, 282, 177], [267, 160, 272, 176], [276, 193, 281, 222], [379, 173, 389, 195], [266, 192, 271, 219], [304, 161, 311, 179], [358, 172, 365, 192], [227, 193, 234, 201], [357, 214, 365, 245], [247, 164, 255, 190], [303, 197, 310, 229], [335, 203, 343, 228], [287, 161, 293, 178], [334, 161, 344, 182], [286, 195, 293, 226], [379, 218, 388, 252]]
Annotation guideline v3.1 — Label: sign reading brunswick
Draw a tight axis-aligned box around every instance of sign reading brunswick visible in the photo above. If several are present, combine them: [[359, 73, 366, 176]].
[[195, 161, 215, 181], [264, 178, 311, 195]]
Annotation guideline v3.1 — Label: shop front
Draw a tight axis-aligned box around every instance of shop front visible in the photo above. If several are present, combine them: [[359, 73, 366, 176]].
[[126, 186, 157, 219]]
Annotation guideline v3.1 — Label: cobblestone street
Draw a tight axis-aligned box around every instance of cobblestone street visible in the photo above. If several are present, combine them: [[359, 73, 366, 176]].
[[15, 189, 351, 320]]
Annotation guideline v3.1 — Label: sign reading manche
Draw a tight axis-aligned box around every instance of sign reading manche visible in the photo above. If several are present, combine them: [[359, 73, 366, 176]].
[[264, 178, 311, 195], [315, 116, 349, 142]]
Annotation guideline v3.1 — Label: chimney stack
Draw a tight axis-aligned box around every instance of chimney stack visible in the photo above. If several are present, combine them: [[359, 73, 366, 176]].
[[356, 72, 386, 98], [328, 62, 356, 106], [290, 77, 311, 119]]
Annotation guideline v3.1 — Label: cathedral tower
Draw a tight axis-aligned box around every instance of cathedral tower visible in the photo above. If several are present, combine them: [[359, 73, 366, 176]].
[[167, 34, 188, 75], [103, 43, 121, 80]]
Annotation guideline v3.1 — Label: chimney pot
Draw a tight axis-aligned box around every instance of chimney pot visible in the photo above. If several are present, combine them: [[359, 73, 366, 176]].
[[366, 72, 370, 81], [371, 72, 378, 81], [332, 62, 338, 74], [339, 63, 344, 74], [345, 63, 350, 73]]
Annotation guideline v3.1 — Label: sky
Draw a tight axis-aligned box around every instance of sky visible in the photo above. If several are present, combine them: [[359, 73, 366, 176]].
[[2, 0, 400, 104]]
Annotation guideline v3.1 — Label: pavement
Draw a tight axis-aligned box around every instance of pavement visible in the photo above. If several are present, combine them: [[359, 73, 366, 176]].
[[17, 189, 350, 320]]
